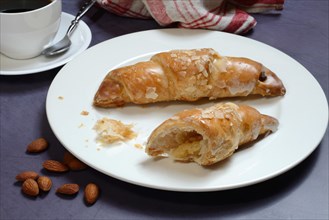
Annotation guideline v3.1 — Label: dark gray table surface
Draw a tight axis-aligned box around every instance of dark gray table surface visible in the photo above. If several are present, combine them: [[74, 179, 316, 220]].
[[1, 0, 328, 219]]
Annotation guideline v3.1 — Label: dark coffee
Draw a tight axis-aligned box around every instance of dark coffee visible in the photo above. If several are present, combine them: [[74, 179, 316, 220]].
[[0, 0, 53, 13]]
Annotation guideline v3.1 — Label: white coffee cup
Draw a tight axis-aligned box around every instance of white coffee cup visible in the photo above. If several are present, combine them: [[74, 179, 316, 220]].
[[0, 0, 62, 59]]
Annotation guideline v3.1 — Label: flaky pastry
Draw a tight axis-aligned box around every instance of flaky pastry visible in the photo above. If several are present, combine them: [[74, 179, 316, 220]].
[[93, 48, 285, 107], [145, 102, 278, 166]]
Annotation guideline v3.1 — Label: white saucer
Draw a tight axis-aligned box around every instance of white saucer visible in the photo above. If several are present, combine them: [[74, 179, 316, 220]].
[[0, 12, 92, 75]]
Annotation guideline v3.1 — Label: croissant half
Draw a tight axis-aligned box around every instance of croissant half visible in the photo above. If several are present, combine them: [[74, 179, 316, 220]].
[[93, 48, 286, 107], [145, 103, 278, 166]]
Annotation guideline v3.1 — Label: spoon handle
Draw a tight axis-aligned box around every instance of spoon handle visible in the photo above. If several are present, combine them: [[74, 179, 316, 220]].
[[66, 0, 97, 36]]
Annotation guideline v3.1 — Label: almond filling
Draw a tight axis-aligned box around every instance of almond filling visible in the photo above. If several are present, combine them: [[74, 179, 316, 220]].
[[160, 130, 203, 160]]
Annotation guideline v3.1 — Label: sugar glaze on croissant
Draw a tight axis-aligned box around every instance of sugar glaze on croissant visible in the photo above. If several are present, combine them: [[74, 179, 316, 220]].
[[145, 102, 278, 166], [93, 48, 286, 108]]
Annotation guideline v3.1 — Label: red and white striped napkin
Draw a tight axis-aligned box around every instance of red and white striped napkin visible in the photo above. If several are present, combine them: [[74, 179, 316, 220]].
[[97, 0, 284, 34]]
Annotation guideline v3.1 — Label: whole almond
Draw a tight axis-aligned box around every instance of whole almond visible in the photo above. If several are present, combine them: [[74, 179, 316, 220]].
[[16, 171, 39, 182], [22, 178, 39, 196], [84, 183, 100, 205], [56, 183, 79, 195], [26, 138, 48, 153], [43, 160, 69, 173], [37, 176, 52, 192], [63, 151, 75, 164], [63, 151, 88, 171], [67, 159, 88, 171]]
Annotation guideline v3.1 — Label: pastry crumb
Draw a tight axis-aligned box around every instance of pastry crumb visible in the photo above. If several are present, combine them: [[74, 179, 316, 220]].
[[93, 117, 137, 144], [134, 143, 144, 149], [78, 123, 84, 128], [58, 96, 64, 100], [81, 110, 89, 116]]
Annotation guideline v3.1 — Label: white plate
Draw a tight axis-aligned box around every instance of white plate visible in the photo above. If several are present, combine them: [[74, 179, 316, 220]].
[[46, 29, 328, 192], [0, 12, 91, 75]]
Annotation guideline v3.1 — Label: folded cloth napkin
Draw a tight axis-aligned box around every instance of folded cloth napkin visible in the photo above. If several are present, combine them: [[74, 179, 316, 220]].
[[97, 0, 284, 34]]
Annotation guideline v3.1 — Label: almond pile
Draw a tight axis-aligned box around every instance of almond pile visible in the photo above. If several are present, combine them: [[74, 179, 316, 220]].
[[15, 137, 100, 206], [16, 171, 52, 196]]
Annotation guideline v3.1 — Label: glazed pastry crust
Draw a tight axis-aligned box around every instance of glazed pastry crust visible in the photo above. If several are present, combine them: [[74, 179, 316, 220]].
[[93, 48, 286, 107], [145, 102, 278, 166]]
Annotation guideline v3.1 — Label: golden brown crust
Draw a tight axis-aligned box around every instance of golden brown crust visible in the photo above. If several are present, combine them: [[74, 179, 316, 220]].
[[145, 102, 278, 166], [93, 48, 286, 108]]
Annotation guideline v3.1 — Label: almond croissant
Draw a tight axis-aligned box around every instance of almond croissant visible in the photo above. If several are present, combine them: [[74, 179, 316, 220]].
[[93, 48, 286, 107], [145, 102, 278, 166]]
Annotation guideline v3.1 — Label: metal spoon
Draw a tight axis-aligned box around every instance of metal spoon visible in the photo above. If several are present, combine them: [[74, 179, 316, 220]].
[[42, 0, 97, 57]]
